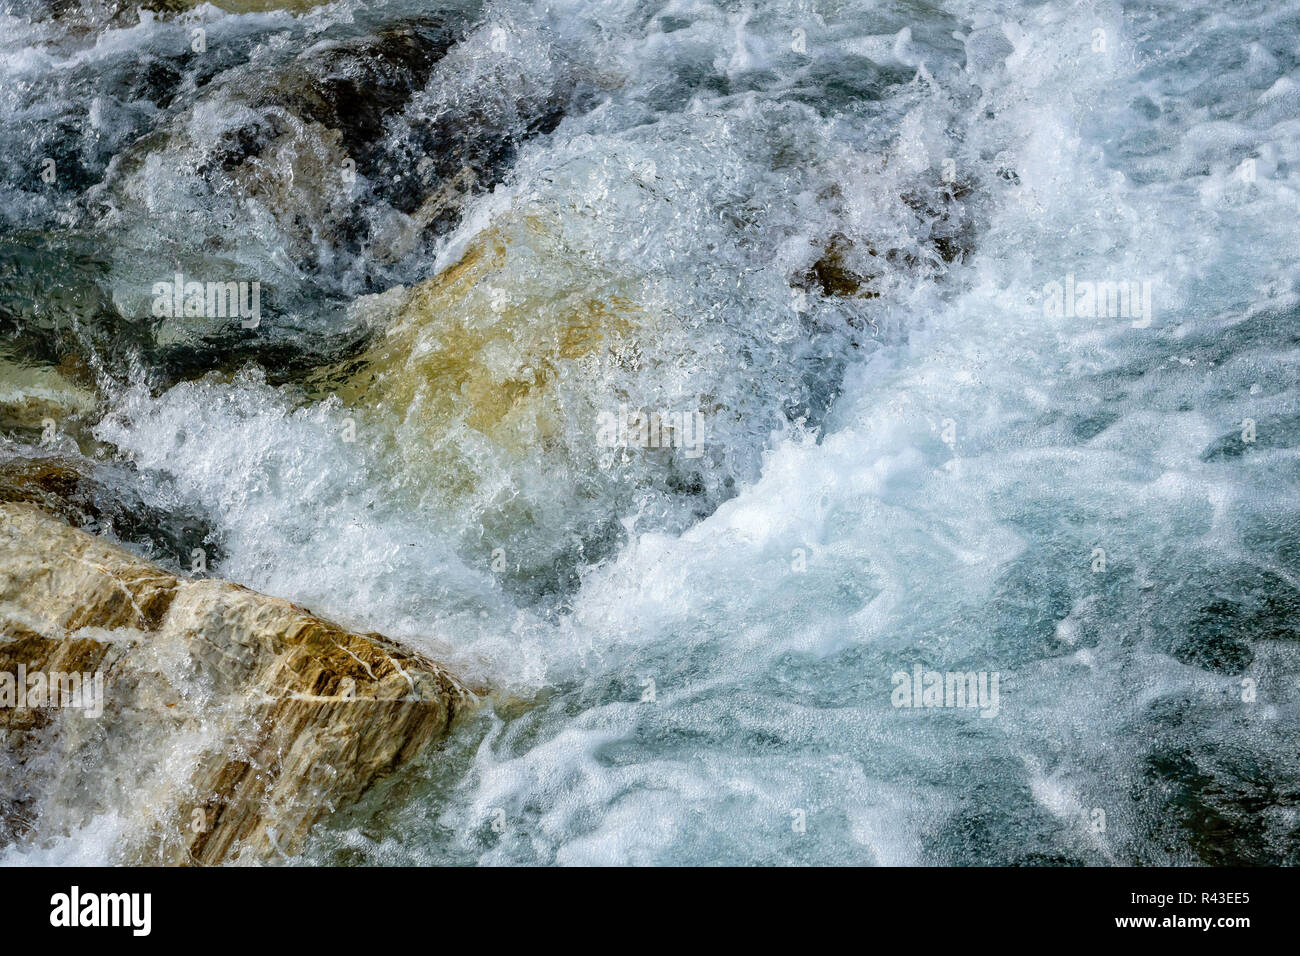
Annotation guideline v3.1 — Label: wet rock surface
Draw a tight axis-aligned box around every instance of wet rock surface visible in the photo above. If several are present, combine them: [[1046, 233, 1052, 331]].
[[0, 501, 473, 863]]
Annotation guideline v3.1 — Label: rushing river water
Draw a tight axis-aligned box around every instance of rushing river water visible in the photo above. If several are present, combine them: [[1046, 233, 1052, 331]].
[[2, 0, 1299, 864]]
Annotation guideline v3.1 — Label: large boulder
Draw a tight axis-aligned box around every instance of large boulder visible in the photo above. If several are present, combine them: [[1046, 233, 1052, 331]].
[[309, 212, 716, 600], [0, 500, 473, 864]]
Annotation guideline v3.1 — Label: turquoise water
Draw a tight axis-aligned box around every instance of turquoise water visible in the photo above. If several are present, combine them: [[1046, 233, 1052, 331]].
[[2, 0, 1298, 864]]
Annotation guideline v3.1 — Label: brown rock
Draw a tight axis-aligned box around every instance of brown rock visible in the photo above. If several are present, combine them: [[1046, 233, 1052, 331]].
[[0, 358, 98, 434], [0, 502, 473, 864], [794, 235, 880, 299]]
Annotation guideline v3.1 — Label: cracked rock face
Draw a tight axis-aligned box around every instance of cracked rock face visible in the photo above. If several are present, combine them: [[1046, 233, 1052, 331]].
[[0, 501, 472, 864]]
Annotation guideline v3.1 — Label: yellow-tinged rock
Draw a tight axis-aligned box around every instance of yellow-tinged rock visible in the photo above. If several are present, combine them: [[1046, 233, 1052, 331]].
[[308, 209, 713, 592], [315, 211, 661, 514], [0, 359, 97, 432], [0, 502, 473, 865], [335, 216, 645, 434]]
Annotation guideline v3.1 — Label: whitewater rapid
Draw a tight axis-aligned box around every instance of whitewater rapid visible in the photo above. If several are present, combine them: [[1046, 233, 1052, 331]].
[[3, 0, 1299, 864]]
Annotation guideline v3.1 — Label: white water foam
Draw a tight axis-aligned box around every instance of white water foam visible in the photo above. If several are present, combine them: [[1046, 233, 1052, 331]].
[[5, 0, 1299, 864]]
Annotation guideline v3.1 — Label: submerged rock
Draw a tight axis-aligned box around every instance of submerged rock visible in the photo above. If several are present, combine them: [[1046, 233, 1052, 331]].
[[0, 450, 219, 567], [0, 230, 362, 393], [97, 14, 582, 304], [0, 502, 473, 864], [145, 0, 335, 12], [309, 211, 723, 600], [794, 234, 881, 299], [326, 218, 648, 446], [37, 13, 592, 388], [0, 357, 98, 435], [19, 0, 314, 27]]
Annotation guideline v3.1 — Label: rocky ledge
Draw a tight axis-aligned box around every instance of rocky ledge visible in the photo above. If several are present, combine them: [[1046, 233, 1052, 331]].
[[0, 499, 472, 864]]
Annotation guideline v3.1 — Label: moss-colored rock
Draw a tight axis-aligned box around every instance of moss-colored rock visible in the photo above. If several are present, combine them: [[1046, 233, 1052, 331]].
[[305, 210, 674, 597], [0, 360, 97, 433], [325, 215, 646, 447], [794, 235, 880, 299]]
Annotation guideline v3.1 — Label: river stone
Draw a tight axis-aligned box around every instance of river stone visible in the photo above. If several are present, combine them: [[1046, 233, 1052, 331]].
[[309, 212, 671, 599], [0, 357, 98, 433], [0, 501, 473, 864]]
